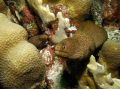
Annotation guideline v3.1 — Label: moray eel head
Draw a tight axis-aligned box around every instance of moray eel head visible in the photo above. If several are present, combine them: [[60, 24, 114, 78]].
[[55, 34, 95, 60], [55, 38, 75, 59], [29, 35, 48, 49]]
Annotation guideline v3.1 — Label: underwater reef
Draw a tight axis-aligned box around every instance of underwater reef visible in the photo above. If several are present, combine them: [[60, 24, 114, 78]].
[[0, 13, 46, 89], [0, 0, 120, 89]]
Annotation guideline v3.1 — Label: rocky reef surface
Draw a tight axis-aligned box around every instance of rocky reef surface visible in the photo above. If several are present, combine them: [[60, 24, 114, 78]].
[[0, 0, 120, 89]]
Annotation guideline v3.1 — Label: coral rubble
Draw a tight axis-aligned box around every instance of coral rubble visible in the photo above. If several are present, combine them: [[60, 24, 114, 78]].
[[0, 13, 46, 89]]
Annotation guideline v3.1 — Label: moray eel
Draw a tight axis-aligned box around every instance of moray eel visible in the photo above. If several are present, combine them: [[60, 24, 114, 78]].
[[55, 31, 95, 60], [55, 21, 107, 89], [28, 35, 48, 49], [55, 21, 107, 60], [0, 0, 8, 15], [79, 21, 108, 48]]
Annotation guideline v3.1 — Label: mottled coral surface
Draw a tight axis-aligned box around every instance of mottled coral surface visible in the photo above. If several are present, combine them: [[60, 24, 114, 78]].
[[1, 0, 120, 89]]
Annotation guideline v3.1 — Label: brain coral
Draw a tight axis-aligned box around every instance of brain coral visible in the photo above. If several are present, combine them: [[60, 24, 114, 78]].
[[0, 13, 46, 89], [98, 40, 120, 78]]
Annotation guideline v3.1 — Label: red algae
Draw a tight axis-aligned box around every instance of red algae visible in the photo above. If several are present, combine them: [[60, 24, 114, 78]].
[[40, 45, 66, 88], [102, 0, 120, 27], [8, 1, 39, 37]]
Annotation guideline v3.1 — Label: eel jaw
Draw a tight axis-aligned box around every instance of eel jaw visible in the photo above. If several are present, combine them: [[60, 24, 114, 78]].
[[55, 50, 69, 58], [55, 42, 70, 58]]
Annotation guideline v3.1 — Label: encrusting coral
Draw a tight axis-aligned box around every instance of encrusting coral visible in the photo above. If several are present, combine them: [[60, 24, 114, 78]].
[[7, 0, 40, 37], [43, 0, 93, 22], [87, 55, 120, 89], [0, 13, 46, 89], [26, 0, 78, 44], [91, 0, 103, 26], [64, 0, 93, 22], [98, 40, 120, 78]]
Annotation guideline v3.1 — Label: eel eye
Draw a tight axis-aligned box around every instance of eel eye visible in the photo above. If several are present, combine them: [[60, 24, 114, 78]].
[[39, 39, 43, 42], [63, 44, 66, 49]]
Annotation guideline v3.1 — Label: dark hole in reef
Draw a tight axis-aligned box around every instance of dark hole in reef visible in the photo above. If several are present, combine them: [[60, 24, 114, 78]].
[[115, 19, 119, 24], [0, 83, 4, 89], [3, 0, 9, 6], [47, 23, 53, 29], [85, 13, 93, 21], [118, 67, 120, 79], [60, 70, 78, 88]]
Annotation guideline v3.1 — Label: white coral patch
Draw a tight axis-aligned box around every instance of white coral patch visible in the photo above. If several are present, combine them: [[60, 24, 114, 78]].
[[27, 0, 55, 24], [47, 60, 64, 89], [52, 12, 77, 43], [68, 26, 77, 31], [87, 55, 120, 89]]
